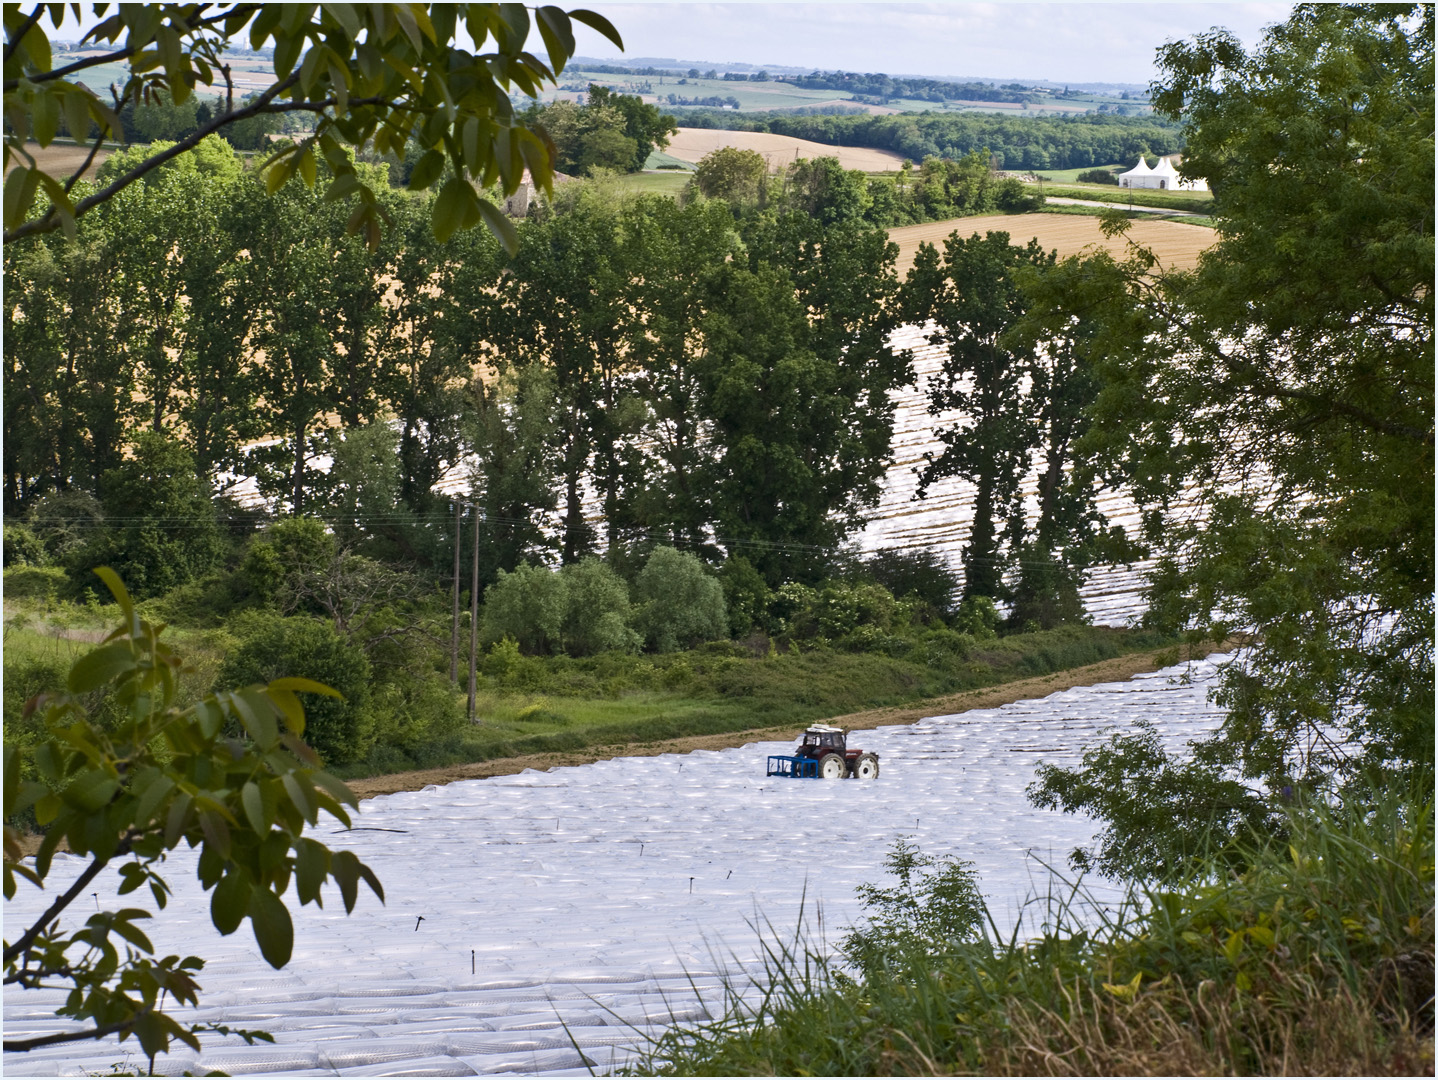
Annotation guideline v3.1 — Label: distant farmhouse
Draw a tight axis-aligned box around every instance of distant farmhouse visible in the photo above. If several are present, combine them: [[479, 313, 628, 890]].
[[1118, 154, 1207, 191]]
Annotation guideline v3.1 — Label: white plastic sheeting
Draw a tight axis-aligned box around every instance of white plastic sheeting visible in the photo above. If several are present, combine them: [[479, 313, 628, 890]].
[[4, 653, 1235, 1077]]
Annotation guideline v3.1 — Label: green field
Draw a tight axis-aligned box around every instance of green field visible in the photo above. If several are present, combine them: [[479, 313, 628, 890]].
[[612, 170, 690, 196], [1038, 182, 1215, 212], [555, 71, 854, 112]]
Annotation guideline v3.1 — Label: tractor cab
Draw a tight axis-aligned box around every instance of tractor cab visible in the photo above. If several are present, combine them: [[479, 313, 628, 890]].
[[798, 725, 846, 756]]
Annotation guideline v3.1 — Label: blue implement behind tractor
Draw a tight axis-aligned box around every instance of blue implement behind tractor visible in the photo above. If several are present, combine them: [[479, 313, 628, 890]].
[[766, 724, 880, 780]]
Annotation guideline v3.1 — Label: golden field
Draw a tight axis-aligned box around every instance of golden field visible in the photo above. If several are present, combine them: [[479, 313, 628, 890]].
[[664, 126, 907, 172], [889, 212, 1215, 275]]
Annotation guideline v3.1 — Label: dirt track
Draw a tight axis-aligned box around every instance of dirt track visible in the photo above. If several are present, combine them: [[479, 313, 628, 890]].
[[345, 641, 1236, 800]]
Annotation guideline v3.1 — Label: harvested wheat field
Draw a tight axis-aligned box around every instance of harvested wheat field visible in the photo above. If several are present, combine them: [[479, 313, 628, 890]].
[[890, 212, 1215, 275], [666, 126, 906, 172], [3, 141, 111, 181]]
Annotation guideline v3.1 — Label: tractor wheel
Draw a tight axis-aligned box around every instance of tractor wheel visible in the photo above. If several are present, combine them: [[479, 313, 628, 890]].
[[852, 753, 880, 780], [818, 753, 847, 779]]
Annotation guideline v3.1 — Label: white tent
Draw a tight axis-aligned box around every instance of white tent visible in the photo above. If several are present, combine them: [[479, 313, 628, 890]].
[[1119, 155, 1208, 191]]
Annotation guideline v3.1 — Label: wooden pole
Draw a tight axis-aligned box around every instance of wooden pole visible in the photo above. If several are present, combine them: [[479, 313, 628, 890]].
[[450, 501, 461, 684], [467, 505, 481, 721]]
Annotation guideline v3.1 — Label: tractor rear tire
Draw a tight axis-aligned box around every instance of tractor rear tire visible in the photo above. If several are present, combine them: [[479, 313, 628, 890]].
[[818, 753, 846, 779], [852, 753, 880, 780]]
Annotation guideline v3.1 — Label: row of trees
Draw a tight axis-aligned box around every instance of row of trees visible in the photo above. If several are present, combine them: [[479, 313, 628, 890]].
[[3, 137, 1092, 618], [687, 150, 1043, 227], [679, 109, 1183, 171]]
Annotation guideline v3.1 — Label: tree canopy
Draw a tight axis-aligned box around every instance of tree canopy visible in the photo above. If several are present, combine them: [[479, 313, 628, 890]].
[[2, 3, 622, 249], [1028, 3, 1434, 874]]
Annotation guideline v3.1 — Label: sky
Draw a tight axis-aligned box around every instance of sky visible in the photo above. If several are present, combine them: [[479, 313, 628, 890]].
[[563, 2, 1296, 85]]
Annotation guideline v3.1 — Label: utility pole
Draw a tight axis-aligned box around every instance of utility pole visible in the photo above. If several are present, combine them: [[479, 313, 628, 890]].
[[467, 504, 482, 721], [450, 500, 461, 684]]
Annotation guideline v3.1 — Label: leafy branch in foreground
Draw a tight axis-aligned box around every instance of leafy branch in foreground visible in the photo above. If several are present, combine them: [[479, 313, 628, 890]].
[[3, 567, 384, 1066], [3, 3, 623, 248]]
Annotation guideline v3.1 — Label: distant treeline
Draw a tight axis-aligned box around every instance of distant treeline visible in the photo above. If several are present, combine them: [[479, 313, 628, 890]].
[[677, 109, 1182, 171], [782, 72, 1032, 104]]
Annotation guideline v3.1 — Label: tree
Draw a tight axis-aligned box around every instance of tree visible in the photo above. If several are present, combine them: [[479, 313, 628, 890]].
[[73, 432, 227, 599], [903, 231, 1054, 603], [586, 83, 677, 170], [3, 3, 622, 249], [690, 146, 768, 203], [632, 546, 727, 652], [697, 214, 909, 583], [467, 362, 562, 584], [4, 571, 384, 1064], [1028, 4, 1434, 870], [560, 558, 639, 655]]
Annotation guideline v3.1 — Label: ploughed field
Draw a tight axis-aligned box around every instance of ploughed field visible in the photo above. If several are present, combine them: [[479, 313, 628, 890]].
[[4, 654, 1235, 1077]]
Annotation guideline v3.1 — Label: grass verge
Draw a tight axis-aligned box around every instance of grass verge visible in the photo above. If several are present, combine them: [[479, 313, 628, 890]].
[[634, 783, 1435, 1075], [330, 625, 1169, 780], [1036, 182, 1214, 213]]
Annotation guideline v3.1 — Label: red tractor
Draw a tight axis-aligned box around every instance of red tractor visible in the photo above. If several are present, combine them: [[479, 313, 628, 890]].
[[767, 724, 880, 779]]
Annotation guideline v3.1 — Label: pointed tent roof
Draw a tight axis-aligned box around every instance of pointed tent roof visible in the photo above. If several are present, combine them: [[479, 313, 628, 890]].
[[1151, 155, 1180, 176], [1118, 157, 1153, 179]]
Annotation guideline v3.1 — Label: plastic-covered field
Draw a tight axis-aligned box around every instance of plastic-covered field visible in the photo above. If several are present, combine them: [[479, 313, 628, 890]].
[[5, 654, 1233, 1077]]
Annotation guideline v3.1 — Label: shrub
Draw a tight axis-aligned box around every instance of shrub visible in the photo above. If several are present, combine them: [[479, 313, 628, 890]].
[[217, 615, 374, 765], [70, 433, 226, 598], [862, 547, 961, 619], [368, 669, 467, 753], [25, 489, 104, 563], [633, 546, 728, 653], [995, 175, 1045, 210], [778, 580, 901, 642], [3, 523, 48, 567], [954, 594, 1000, 638], [1, 564, 69, 602], [719, 554, 771, 637], [841, 838, 985, 980], [1077, 167, 1120, 184], [481, 562, 567, 654], [239, 516, 336, 605], [560, 558, 640, 655]]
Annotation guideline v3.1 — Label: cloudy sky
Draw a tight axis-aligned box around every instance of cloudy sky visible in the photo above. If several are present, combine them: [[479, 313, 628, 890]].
[[565, 3, 1295, 84]]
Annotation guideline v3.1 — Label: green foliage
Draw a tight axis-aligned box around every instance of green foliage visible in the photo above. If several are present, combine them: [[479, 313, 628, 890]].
[[1019, 5, 1434, 807], [690, 146, 768, 203], [466, 362, 562, 581], [3, 570, 383, 1064], [560, 558, 640, 656], [953, 595, 1000, 638], [72, 433, 226, 599], [3, 522, 47, 567], [1027, 718, 1282, 880], [841, 839, 985, 981], [861, 547, 961, 620], [586, 84, 679, 171], [1075, 167, 1120, 184], [718, 555, 771, 638], [481, 562, 568, 656], [217, 615, 374, 765], [673, 107, 1182, 173], [632, 546, 728, 653], [239, 517, 336, 606], [3, 3, 624, 249]]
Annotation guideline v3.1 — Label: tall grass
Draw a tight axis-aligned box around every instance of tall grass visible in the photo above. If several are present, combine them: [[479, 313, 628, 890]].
[[636, 784, 1435, 1076]]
